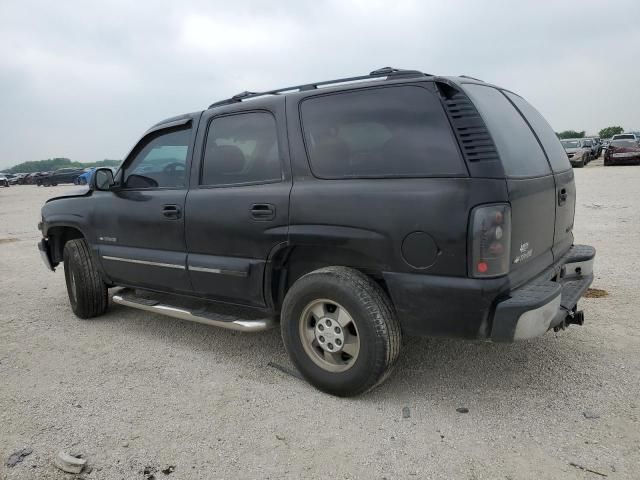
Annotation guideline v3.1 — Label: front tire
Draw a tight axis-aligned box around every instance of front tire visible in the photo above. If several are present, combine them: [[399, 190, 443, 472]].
[[281, 267, 402, 397], [63, 239, 108, 319]]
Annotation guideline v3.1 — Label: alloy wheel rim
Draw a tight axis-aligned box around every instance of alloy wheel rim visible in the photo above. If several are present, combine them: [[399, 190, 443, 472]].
[[299, 299, 360, 373]]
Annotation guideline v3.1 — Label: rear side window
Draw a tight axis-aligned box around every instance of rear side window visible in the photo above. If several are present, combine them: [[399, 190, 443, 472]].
[[300, 86, 466, 179], [504, 91, 571, 172], [463, 84, 551, 178], [201, 112, 281, 186]]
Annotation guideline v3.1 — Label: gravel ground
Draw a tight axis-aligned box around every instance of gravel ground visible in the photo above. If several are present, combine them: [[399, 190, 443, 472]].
[[1, 158, 639, 479]]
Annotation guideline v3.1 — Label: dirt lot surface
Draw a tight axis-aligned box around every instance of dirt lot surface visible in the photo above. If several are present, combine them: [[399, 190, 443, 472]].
[[1, 158, 639, 479]]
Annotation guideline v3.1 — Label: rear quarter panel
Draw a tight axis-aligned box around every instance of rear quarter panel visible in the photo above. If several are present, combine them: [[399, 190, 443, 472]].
[[288, 177, 509, 276]]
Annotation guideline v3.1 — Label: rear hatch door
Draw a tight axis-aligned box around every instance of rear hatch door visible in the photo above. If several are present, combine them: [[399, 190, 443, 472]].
[[503, 91, 576, 258], [461, 84, 574, 283]]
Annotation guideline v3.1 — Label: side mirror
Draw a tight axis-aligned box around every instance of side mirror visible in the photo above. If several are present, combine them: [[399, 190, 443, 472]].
[[91, 168, 115, 191]]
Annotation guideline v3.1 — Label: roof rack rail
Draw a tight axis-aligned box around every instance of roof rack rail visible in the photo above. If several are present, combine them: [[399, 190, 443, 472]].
[[208, 67, 431, 109], [459, 75, 484, 82]]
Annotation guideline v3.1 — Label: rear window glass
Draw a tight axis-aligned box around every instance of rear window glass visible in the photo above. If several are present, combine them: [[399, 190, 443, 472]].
[[613, 134, 635, 140], [463, 84, 551, 177], [300, 86, 466, 179], [611, 140, 636, 147], [505, 91, 571, 172]]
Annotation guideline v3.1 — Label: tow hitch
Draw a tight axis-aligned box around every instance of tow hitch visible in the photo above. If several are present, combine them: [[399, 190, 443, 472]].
[[554, 309, 585, 332]]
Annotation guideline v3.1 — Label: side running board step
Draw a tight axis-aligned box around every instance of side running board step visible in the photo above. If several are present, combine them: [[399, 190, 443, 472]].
[[112, 288, 276, 332]]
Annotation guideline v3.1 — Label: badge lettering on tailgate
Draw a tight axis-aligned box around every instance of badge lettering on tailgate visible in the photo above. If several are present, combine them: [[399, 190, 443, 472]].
[[514, 241, 533, 264]]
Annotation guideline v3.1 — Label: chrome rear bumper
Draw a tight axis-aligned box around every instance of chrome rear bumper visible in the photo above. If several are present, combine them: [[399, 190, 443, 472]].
[[491, 245, 595, 341]]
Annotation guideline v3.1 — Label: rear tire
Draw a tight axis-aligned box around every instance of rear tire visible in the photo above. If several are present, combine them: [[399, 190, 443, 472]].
[[281, 266, 402, 397], [63, 239, 108, 319]]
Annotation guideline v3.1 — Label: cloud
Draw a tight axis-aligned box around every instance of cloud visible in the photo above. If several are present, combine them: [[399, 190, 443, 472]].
[[0, 0, 639, 168]]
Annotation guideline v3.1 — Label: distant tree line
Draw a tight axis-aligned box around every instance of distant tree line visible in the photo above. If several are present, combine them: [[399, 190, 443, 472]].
[[4, 158, 121, 174], [557, 130, 586, 139], [598, 126, 624, 139], [556, 126, 625, 140]]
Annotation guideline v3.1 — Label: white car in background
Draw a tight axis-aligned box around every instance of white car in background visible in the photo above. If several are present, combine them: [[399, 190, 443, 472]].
[[611, 133, 639, 143], [0, 173, 9, 187]]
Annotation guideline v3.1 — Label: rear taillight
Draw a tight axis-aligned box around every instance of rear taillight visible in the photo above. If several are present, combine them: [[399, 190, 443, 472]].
[[469, 204, 511, 278]]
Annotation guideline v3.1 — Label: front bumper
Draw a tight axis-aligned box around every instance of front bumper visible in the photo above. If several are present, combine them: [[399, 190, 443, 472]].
[[38, 238, 55, 271], [491, 245, 595, 341]]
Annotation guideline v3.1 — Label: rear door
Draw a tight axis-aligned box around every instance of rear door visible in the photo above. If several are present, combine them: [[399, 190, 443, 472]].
[[503, 91, 575, 259], [462, 84, 557, 283], [184, 98, 291, 307]]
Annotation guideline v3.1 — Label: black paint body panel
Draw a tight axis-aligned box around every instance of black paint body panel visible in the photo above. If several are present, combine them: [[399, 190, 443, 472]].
[[39, 75, 587, 340]]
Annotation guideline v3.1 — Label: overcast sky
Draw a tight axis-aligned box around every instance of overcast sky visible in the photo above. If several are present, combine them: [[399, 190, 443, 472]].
[[1, 0, 639, 169]]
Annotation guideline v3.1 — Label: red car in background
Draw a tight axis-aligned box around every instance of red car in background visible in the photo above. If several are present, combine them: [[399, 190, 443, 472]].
[[604, 138, 640, 166]]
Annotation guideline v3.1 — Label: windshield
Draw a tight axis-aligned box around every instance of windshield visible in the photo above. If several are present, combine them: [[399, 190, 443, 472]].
[[613, 134, 634, 140], [561, 140, 580, 148]]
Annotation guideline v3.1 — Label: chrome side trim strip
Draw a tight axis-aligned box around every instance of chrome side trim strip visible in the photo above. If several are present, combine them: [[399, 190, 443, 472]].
[[188, 265, 248, 277], [102, 255, 185, 270], [112, 289, 274, 332]]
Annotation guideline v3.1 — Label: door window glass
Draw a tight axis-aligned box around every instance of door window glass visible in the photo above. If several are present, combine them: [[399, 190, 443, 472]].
[[201, 112, 281, 186], [300, 86, 466, 178], [123, 128, 191, 189]]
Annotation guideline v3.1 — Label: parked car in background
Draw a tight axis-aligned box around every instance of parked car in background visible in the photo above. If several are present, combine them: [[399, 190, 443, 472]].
[[604, 139, 640, 166], [74, 168, 96, 185], [28, 172, 48, 186], [7, 174, 20, 185], [560, 138, 591, 167], [611, 133, 639, 143], [74, 167, 120, 185], [41, 168, 84, 186], [581, 138, 597, 159], [591, 137, 602, 157], [23, 172, 39, 184], [35, 172, 50, 186], [0, 173, 9, 187]]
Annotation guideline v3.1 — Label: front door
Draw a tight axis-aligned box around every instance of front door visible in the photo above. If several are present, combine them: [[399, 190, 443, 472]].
[[185, 99, 291, 307], [92, 118, 199, 294]]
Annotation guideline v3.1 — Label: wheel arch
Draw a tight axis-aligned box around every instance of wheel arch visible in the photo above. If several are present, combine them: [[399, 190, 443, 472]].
[[46, 224, 87, 264], [265, 244, 391, 312]]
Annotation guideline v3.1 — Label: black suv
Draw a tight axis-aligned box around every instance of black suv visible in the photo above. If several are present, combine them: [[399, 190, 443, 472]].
[[38, 68, 595, 396], [42, 168, 84, 186]]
